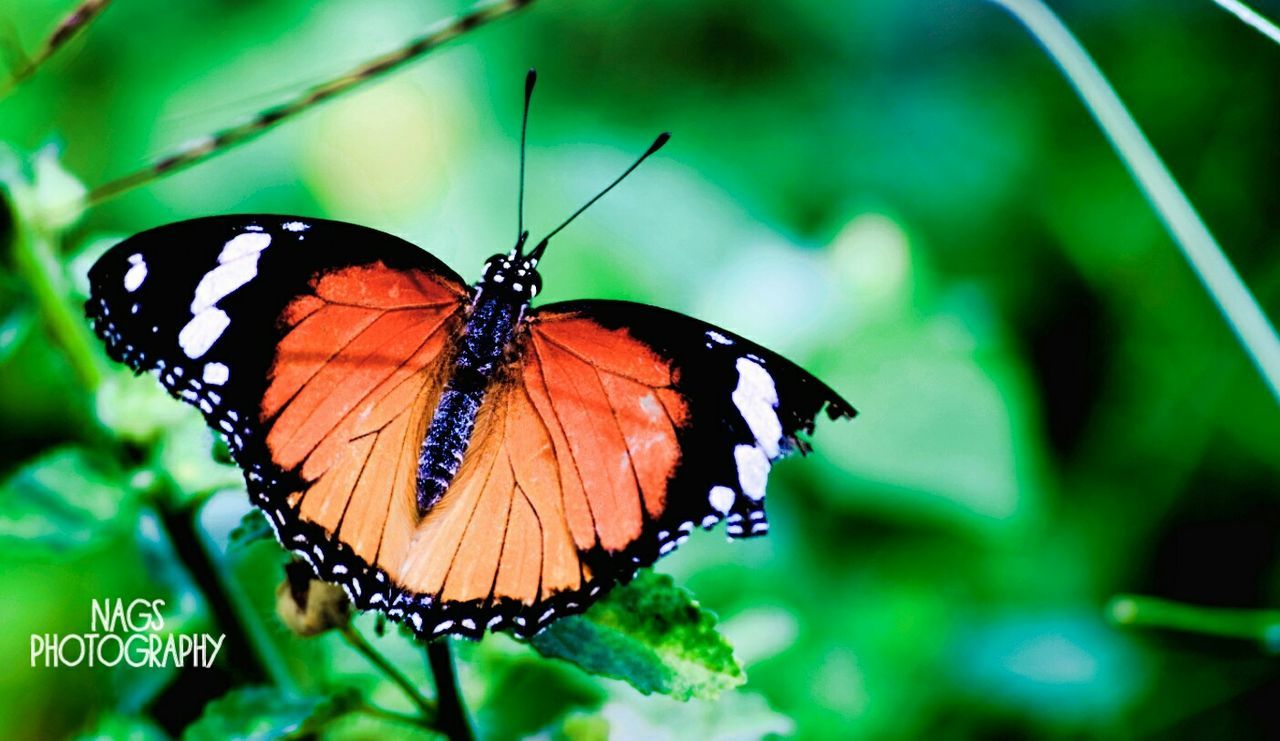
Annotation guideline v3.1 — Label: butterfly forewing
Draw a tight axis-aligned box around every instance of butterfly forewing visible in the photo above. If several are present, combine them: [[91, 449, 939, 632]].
[[86, 215, 471, 605]]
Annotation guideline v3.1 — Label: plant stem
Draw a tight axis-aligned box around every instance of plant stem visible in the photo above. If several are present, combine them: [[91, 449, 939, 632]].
[[155, 500, 293, 687], [191, 500, 300, 693], [355, 703, 434, 729], [9, 215, 101, 391], [339, 623, 437, 720], [1213, 0, 1280, 46], [1108, 594, 1280, 652], [86, 0, 537, 205], [426, 639, 474, 741], [986, 0, 1280, 401], [0, 0, 113, 100]]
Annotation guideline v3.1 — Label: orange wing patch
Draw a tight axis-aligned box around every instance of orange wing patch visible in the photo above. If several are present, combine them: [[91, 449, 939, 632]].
[[267, 293, 688, 623], [262, 262, 462, 567], [528, 317, 688, 546], [393, 381, 584, 606], [386, 317, 686, 613]]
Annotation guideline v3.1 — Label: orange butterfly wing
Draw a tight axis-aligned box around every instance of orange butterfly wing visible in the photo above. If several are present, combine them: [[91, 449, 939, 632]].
[[363, 302, 850, 638], [369, 314, 690, 635], [261, 263, 464, 585]]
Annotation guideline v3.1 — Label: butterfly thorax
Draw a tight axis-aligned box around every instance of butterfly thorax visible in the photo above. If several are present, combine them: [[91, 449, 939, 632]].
[[413, 252, 541, 516]]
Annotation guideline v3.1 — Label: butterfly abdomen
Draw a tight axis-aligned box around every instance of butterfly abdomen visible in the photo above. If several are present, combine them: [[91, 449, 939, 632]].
[[415, 293, 525, 515]]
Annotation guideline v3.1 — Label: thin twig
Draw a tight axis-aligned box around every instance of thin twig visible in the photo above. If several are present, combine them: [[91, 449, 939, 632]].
[[339, 623, 437, 720], [1109, 594, 1280, 652], [86, 0, 537, 205], [426, 640, 474, 741], [986, 0, 1280, 401], [0, 0, 112, 99], [190, 499, 301, 693], [354, 703, 435, 729], [1213, 0, 1280, 45], [158, 499, 297, 689]]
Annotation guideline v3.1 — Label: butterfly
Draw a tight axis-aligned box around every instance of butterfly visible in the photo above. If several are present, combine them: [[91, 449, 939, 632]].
[[85, 72, 854, 639]]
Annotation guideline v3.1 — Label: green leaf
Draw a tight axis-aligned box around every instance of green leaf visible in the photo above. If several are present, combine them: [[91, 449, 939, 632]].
[[158, 415, 245, 501], [0, 304, 34, 365], [74, 713, 168, 741], [183, 687, 358, 741], [564, 689, 793, 739], [528, 570, 744, 701], [29, 145, 87, 231], [0, 145, 86, 233], [228, 508, 273, 554], [94, 369, 196, 444], [0, 446, 135, 550]]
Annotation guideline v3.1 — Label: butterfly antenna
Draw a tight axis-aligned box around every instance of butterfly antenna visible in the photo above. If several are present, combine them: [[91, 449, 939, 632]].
[[516, 68, 536, 249], [528, 132, 670, 260]]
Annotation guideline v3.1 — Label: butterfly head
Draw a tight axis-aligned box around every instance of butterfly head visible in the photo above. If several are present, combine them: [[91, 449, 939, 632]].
[[479, 231, 542, 302]]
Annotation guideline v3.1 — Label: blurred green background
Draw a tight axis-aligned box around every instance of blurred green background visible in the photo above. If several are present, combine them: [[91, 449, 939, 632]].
[[1, 0, 1279, 738]]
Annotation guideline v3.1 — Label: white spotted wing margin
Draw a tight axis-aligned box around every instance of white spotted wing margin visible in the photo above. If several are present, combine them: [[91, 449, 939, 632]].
[[529, 299, 856, 548]]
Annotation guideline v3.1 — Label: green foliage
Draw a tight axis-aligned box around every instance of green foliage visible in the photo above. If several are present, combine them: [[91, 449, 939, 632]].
[[0, 0, 1277, 738], [228, 509, 273, 554], [154, 415, 245, 502], [182, 687, 359, 741], [572, 689, 794, 739], [0, 304, 35, 364], [74, 713, 168, 741], [0, 446, 135, 550], [1109, 595, 1280, 654], [530, 571, 744, 701]]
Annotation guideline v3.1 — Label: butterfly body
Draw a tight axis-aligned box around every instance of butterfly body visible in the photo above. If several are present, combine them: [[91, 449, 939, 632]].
[[87, 214, 854, 639], [416, 249, 539, 514]]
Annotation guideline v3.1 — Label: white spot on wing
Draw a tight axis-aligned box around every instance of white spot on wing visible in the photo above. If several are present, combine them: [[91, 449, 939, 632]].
[[202, 362, 230, 385], [218, 231, 271, 262], [178, 308, 230, 359], [217, 231, 270, 266], [123, 254, 147, 292], [191, 258, 260, 313], [731, 357, 783, 458], [734, 444, 770, 501], [282, 221, 309, 232], [707, 330, 733, 345], [709, 485, 735, 514]]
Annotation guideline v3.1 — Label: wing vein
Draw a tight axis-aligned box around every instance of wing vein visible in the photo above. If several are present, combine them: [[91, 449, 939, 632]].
[[282, 309, 451, 465], [331, 430, 379, 537], [528, 338, 600, 545], [533, 328, 673, 388], [435, 416, 505, 600], [593, 365, 650, 526]]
